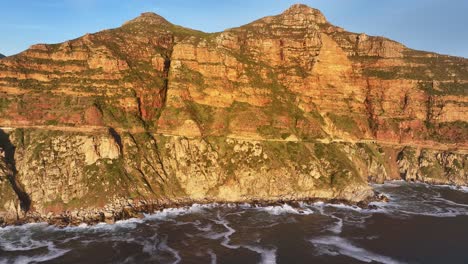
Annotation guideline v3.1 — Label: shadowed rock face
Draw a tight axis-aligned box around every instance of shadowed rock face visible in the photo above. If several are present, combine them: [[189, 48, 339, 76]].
[[0, 54, 5, 59], [0, 4, 466, 225]]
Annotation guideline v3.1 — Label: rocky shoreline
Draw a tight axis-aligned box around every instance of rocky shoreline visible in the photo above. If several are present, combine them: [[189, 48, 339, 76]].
[[1, 191, 390, 228], [4, 180, 468, 228]]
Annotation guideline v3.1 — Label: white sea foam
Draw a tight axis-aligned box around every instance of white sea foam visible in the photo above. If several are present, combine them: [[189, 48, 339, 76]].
[[140, 233, 181, 263], [0, 223, 48, 233], [196, 223, 213, 232], [380, 181, 468, 194], [308, 201, 365, 213], [144, 203, 216, 221], [398, 208, 466, 218], [33, 217, 145, 235], [252, 222, 279, 229], [310, 236, 404, 264], [442, 185, 468, 193], [201, 211, 241, 250], [239, 203, 253, 209], [157, 236, 182, 264], [0, 238, 50, 252], [371, 181, 468, 218], [207, 249, 217, 264], [0, 243, 70, 264], [328, 215, 343, 234], [0, 223, 56, 254], [307, 201, 388, 217], [202, 229, 226, 240], [243, 245, 277, 264], [418, 182, 468, 193], [144, 207, 196, 221], [433, 196, 468, 208], [218, 219, 239, 249], [254, 204, 314, 215], [206, 212, 277, 263], [325, 203, 364, 211], [141, 234, 159, 255]]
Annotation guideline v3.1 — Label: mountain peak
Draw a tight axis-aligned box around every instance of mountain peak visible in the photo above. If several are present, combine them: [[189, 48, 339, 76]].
[[282, 4, 327, 24], [123, 12, 171, 26]]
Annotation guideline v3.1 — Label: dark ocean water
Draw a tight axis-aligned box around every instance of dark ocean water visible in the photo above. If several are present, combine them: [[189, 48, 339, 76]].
[[1, 181, 468, 264]]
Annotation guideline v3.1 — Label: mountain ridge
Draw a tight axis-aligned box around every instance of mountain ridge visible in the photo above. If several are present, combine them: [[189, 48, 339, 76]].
[[11, 5, 466, 59]]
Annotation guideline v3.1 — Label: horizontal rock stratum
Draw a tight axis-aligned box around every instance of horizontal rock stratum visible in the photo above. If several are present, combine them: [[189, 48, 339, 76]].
[[0, 4, 466, 225]]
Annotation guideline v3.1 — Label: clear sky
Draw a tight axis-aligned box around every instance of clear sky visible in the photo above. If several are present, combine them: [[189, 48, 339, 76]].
[[1, 0, 467, 57]]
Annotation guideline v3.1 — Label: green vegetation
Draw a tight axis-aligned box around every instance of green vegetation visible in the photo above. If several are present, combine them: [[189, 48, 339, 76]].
[[438, 82, 467, 96], [314, 143, 363, 188], [257, 125, 282, 138], [363, 68, 399, 79], [20, 57, 86, 67], [420, 162, 445, 180], [307, 109, 325, 125], [262, 141, 312, 169], [357, 143, 390, 173], [417, 82, 443, 96], [185, 101, 214, 134], [327, 113, 361, 135], [0, 98, 11, 113], [93, 97, 145, 129], [453, 159, 463, 170], [403, 52, 468, 81], [360, 51, 467, 94], [44, 120, 59, 126], [243, 69, 307, 139], [426, 121, 468, 143], [174, 64, 205, 90]]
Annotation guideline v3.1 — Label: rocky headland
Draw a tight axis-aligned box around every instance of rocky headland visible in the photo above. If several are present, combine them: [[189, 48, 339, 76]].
[[0, 4, 466, 226]]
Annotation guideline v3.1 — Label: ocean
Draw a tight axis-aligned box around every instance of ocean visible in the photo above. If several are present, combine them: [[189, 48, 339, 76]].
[[1, 181, 467, 264]]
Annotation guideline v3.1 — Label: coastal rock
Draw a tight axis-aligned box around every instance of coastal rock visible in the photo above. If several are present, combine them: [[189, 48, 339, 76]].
[[82, 134, 122, 165], [397, 147, 466, 185], [0, 147, 21, 222]]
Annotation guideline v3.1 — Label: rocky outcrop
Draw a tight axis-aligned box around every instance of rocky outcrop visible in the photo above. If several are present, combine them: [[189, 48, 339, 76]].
[[0, 4, 466, 225], [397, 147, 466, 185], [0, 147, 21, 223]]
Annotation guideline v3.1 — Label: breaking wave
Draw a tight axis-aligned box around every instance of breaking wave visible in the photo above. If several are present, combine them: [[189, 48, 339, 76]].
[[310, 236, 404, 264], [252, 203, 314, 215]]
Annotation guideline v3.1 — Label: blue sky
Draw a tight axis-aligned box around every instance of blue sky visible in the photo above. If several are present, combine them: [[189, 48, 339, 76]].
[[1, 0, 467, 57]]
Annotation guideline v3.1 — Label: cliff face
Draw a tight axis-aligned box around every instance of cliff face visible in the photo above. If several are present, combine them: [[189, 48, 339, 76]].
[[0, 4, 466, 224]]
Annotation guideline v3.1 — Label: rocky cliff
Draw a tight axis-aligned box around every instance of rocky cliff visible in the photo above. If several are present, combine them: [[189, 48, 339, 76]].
[[0, 4, 466, 225]]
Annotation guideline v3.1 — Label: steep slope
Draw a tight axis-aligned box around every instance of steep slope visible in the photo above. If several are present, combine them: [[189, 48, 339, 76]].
[[0, 54, 5, 59], [0, 4, 466, 225]]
